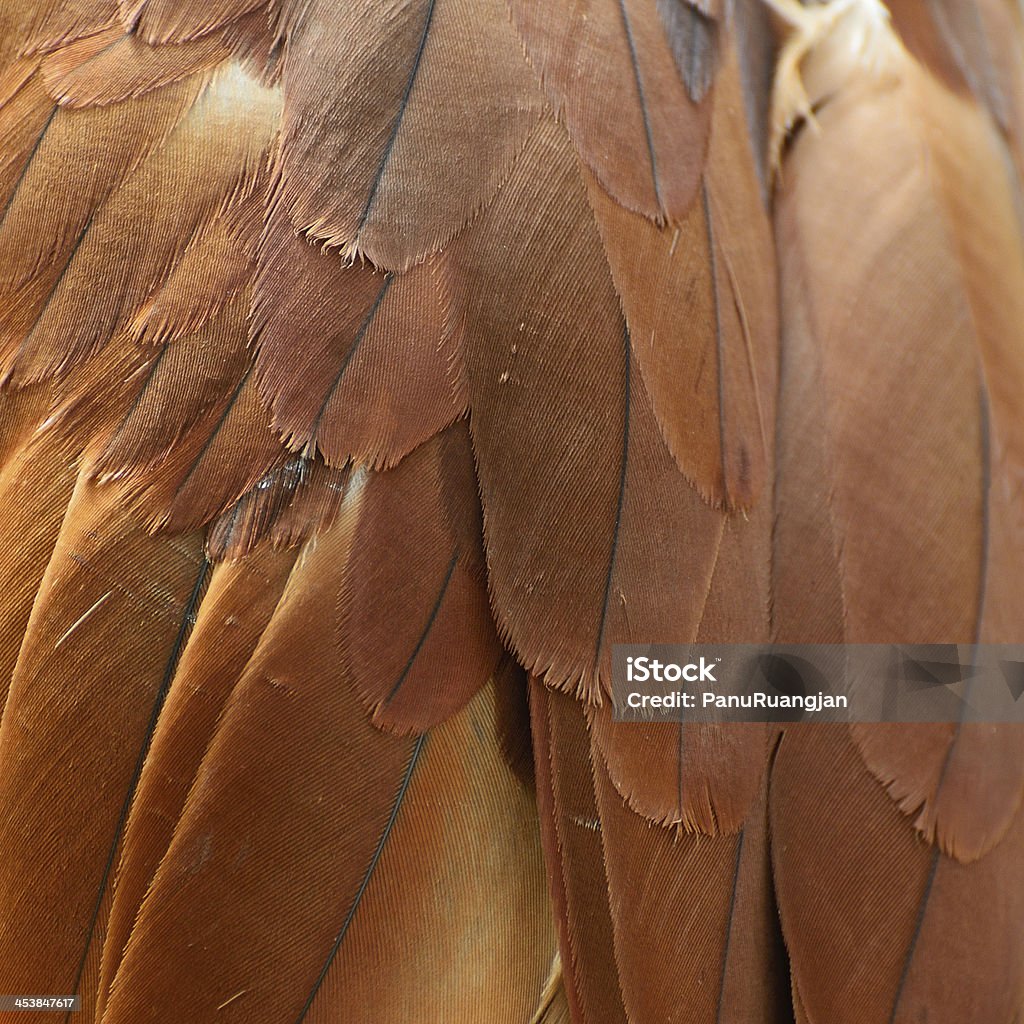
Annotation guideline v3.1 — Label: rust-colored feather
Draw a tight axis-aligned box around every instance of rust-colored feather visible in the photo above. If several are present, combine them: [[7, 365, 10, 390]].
[[0, 473, 206, 1008], [93, 543, 297, 1021], [271, 0, 542, 270], [0, 74, 202, 379], [253, 206, 464, 468], [0, 426, 77, 709], [135, 364, 286, 535], [455, 99, 774, 700], [585, 417, 776, 833], [337, 424, 500, 734], [767, 7, 1024, 1020], [4, 0, 118, 62], [128, 196, 256, 347], [454, 120, 734, 696], [1, 3, 1022, 1022], [93, 295, 253, 481], [95, 513, 554, 1023], [584, 40, 774, 509], [40, 23, 229, 106], [507, 0, 714, 222], [771, 1, 1024, 867], [589, 708, 769, 833], [120, 0, 268, 45], [0, 61, 53, 203], [4, 62, 279, 386], [529, 681, 628, 1024], [205, 455, 348, 561], [772, 725, 1024, 1024], [592, 731, 790, 1024]]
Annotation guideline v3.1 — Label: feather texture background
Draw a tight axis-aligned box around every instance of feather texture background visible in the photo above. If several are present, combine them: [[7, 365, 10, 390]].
[[0, 0, 1021, 1021]]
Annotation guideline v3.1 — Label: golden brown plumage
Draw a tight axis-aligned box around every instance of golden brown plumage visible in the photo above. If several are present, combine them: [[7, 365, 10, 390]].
[[0, 0, 1021, 1021]]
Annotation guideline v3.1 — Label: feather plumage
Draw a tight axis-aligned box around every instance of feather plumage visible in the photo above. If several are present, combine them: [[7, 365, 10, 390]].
[[584, 40, 774, 508], [40, 24, 230, 106], [767, 4, 1024, 1018], [96, 512, 554, 1023], [771, 0, 1024, 867], [2, 0, 118, 64], [337, 424, 500, 734], [0, 427, 77, 709], [0, 3, 1021, 1022], [271, 0, 543, 269], [120, 0, 268, 45], [772, 725, 1024, 1024], [0, 473, 206, 1007], [529, 682, 628, 1024], [507, 0, 714, 222], [454, 115, 773, 697], [253, 206, 463, 468], [0, 74, 202, 380], [93, 542, 298, 1022], [591, 728, 790, 1024], [4, 63, 278, 386]]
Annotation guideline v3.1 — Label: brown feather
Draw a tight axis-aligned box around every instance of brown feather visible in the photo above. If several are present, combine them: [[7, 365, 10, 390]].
[[885, 0, 976, 98], [0, 61, 53, 205], [93, 295, 253, 481], [0, 73, 203, 380], [31, 171, 286, 546], [135, 364, 286, 535], [583, 180, 760, 508], [454, 118, 768, 697], [592, 731, 789, 1024], [23, 165, 283, 541], [657, 0, 719, 102], [7, 0, 118, 61], [0, 378, 50, 470], [583, 39, 774, 509], [40, 23, 229, 106], [0, 426, 77, 710], [253, 205, 463, 468], [772, 5, 1024, 863], [271, 0, 542, 270], [531, 680, 788, 1024], [733, 0, 776, 204], [771, 724, 1024, 1024], [205, 455, 349, 561], [853, 722, 1024, 863], [128, 197, 256, 347], [97, 512, 554, 1023], [120, 0, 268, 45], [338, 423, 501, 734], [777, 34, 974, 559], [0, 473, 205, 1010], [2, 3, 1022, 1021], [585, 445, 775, 832], [529, 681, 628, 1024], [4, 62, 278, 386], [40, 295, 284, 541], [973, 0, 1024, 182], [770, 201, 848, 644], [530, 965, 572, 1024], [93, 543, 297, 1021], [589, 708, 769, 834], [768, 11, 1024, 1019], [886, 0, 1021, 147], [507, 0, 714, 222]]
